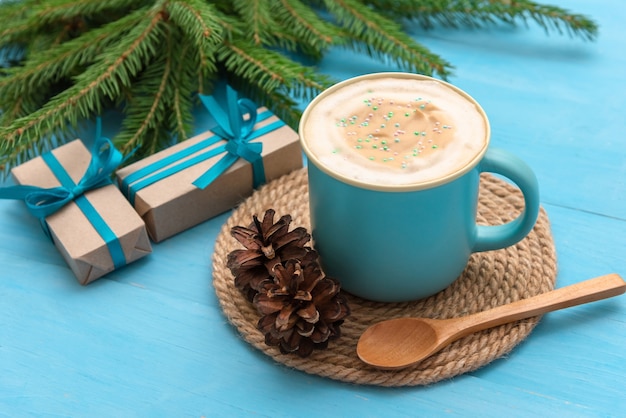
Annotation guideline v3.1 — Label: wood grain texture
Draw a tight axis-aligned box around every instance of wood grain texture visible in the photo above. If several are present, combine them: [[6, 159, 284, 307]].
[[357, 274, 625, 369], [1, 0, 625, 416]]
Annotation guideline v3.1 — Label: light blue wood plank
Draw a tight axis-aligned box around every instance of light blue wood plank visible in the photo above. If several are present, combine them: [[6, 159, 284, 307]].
[[2, 203, 623, 417], [1, 0, 625, 416], [2, 266, 618, 417]]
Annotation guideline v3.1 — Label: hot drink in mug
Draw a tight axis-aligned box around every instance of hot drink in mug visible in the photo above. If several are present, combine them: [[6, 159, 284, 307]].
[[299, 73, 540, 302]]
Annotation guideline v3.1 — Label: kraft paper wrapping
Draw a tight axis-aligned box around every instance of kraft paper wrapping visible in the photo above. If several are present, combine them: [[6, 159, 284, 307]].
[[11, 140, 152, 284], [116, 107, 302, 243]]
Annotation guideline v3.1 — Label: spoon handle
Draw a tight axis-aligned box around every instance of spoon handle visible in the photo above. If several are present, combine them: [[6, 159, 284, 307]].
[[450, 273, 626, 337]]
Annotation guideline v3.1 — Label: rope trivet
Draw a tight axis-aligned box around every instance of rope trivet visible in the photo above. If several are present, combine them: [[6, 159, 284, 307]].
[[212, 168, 557, 387]]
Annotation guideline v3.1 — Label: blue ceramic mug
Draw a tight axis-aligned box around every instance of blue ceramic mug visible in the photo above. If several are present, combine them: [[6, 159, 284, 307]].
[[299, 73, 540, 302]]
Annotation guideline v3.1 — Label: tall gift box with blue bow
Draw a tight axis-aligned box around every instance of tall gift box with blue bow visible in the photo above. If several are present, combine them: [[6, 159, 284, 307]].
[[7, 138, 152, 284], [116, 86, 302, 242]]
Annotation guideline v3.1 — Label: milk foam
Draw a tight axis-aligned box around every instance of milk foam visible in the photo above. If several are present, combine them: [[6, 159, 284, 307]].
[[301, 76, 488, 187]]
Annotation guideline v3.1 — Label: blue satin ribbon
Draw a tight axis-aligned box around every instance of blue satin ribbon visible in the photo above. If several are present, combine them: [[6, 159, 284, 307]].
[[119, 85, 285, 205], [0, 119, 127, 269]]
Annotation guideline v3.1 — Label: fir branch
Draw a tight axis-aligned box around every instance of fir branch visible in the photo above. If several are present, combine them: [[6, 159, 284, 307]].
[[366, 0, 598, 40], [168, 36, 197, 144], [323, 0, 452, 77], [272, 0, 341, 55], [116, 23, 196, 157], [0, 0, 599, 174], [165, 0, 229, 93], [0, 0, 142, 46], [0, 11, 147, 102], [232, 0, 275, 46], [25, 0, 150, 24], [218, 40, 332, 100], [0, 4, 168, 167], [0, 19, 35, 49], [116, 31, 173, 155], [166, 0, 224, 49]]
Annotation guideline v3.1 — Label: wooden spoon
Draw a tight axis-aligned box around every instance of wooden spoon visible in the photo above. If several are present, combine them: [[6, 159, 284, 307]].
[[357, 273, 626, 370]]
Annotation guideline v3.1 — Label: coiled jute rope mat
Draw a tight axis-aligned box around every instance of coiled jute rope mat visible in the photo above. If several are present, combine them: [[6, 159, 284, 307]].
[[212, 168, 557, 387]]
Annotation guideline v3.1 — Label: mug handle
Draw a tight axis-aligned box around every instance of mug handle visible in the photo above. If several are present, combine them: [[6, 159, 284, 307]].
[[473, 148, 541, 252]]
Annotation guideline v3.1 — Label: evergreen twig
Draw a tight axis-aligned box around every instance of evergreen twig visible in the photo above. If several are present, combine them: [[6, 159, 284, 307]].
[[0, 0, 599, 174]]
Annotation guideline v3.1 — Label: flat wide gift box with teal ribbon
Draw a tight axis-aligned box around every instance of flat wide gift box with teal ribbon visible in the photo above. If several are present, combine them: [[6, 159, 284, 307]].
[[9, 139, 152, 284], [116, 88, 301, 243]]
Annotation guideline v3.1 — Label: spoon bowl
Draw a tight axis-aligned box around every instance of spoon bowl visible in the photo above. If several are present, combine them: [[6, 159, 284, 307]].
[[357, 318, 441, 369], [357, 273, 626, 370]]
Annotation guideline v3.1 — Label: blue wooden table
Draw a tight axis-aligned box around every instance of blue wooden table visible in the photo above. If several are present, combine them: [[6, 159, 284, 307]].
[[2, 1, 625, 416]]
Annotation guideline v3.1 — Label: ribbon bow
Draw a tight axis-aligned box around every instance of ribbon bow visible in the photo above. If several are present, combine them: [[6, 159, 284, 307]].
[[194, 84, 266, 189], [1, 119, 122, 219], [0, 119, 127, 269], [119, 84, 284, 204]]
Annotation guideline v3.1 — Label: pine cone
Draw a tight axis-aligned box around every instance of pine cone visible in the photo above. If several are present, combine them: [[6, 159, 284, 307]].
[[254, 260, 350, 357], [227, 209, 311, 301]]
